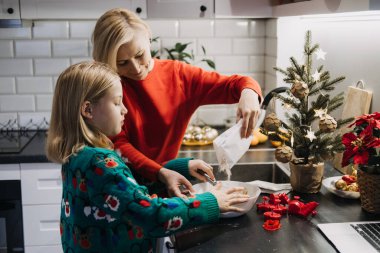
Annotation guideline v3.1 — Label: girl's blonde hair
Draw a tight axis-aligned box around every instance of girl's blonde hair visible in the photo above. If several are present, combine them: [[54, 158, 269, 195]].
[[92, 8, 151, 71], [46, 61, 120, 164]]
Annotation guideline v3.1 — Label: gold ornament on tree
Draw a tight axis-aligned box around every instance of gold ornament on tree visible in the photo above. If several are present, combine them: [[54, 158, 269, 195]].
[[290, 80, 309, 99], [263, 113, 281, 131], [275, 145, 293, 163], [319, 114, 337, 133]]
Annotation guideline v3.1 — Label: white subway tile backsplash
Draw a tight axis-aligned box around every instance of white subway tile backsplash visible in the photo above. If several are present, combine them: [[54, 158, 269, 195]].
[[17, 77, 53, 94], [0, 77, 15, 94], [265, 38, 277, 57], [15, 40, 51, 57], [0, 27, 32, 39], [53, 40, 88, 57], [215, 20, 249, 37], [197, 104, 230, 126], [266, 19, 277, 38], [0, 95, 35, 112], [0, 59, 33, 76], [197, 38, 231, 55], [0, 113, 17, 128], [34, 58, 70, 76], [0, 40, 13, 58], [249, 56, 265, 72], [233, 38, 265, 55], [265, 56, 277, 76], [214, 56, 249, 72], [0, 17, 268, 127], [180, 20, 214, 37], [250, 20, 266, 37], [18, 112, 50, 129], [33, 21, 69, 39], [146, 20, 179, 38], [70, 57, 93, 65], [70, 21, 96, 38], [36, 95, 53, 111]]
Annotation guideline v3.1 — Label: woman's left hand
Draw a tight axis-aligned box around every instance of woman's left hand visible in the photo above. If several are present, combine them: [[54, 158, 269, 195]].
[[237, 89, 261, 138], [189, 159, 215, 182]]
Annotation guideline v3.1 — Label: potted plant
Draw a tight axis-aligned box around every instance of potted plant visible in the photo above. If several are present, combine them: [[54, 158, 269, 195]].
[[342, 112, 380, 213], [264, 31, 352, 193]]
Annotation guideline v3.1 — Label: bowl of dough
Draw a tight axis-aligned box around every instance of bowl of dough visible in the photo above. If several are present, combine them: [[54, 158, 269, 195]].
[[193, 181, 261, 218]]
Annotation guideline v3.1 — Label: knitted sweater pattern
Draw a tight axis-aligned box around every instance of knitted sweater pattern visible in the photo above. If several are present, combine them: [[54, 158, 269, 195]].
[[60, 146, 219, 253]]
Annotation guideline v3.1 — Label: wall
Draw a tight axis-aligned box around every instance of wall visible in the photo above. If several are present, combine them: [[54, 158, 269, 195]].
[[0, 18, 266, 130], [268, 11, 380, 122]]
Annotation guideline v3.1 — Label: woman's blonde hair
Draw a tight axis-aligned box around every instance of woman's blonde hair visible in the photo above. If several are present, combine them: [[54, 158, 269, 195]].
[[46, 61, 120, 164], [92, 8, 151, 71]]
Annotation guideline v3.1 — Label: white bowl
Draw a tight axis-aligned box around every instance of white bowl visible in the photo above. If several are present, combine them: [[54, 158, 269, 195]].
[[193, 181, 261, 218], [322, 176, 360, 199]]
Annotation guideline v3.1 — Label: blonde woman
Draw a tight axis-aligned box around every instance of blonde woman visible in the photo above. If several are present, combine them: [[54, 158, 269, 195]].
[[92, 8, 263, 198], [46, 61, 249, 253]]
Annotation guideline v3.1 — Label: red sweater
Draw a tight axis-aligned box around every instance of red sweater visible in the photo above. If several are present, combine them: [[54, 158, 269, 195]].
[[112, 59, 262, 181]]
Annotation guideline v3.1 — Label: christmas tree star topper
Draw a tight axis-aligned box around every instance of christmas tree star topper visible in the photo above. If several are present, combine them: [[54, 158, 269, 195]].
[[315, 48, 326, 60]]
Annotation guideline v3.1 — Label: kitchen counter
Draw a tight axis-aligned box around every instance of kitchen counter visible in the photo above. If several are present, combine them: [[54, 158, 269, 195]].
[[173, 164, 380, 253], [2, 131, 380, 253]]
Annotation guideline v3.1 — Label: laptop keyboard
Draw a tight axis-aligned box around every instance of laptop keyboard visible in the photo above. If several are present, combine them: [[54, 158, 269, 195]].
[[351, 223, 380, 252]]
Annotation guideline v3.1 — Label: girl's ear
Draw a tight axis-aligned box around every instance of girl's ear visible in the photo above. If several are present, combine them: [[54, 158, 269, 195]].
[[81, 101, 93, 119]]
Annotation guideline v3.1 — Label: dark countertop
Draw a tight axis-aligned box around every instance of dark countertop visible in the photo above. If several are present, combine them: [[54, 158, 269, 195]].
[[2, 131, 380, 252], [174, 164, 380, 253], [0, 131, 49, 164]]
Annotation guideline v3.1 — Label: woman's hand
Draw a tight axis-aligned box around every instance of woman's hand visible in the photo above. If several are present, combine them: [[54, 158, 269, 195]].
[[158, 167, 194, 198], [210, 182, 250, 213], [237, 88, 261, 138], [188, 159, 216, 182]]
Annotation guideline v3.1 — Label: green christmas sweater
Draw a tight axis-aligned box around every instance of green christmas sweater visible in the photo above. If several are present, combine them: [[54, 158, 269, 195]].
[[60, 146, 219, 253]]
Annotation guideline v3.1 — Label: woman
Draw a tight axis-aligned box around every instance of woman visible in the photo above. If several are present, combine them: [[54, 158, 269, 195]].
[[92, 8, 263, 198]]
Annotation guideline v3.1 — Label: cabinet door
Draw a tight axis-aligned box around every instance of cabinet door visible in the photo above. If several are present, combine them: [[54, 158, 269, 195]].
[[215, 0, 272, 18], [23, 204, 61, 246], [147, 0, 213, 18], [20, 0, 147, 19], [21, 163, 62, 205], [25, 245, 62, 253]]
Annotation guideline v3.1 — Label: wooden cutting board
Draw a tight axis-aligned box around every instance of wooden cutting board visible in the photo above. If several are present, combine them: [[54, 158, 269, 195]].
[[333, 83, 373, 173]]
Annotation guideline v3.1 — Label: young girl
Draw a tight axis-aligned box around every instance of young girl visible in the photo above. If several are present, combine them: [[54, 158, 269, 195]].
[[46, 61, 249, 253]]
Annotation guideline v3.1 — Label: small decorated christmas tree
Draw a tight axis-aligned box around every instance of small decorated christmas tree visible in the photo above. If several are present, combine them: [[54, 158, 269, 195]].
[[264, 31, 353, 166]]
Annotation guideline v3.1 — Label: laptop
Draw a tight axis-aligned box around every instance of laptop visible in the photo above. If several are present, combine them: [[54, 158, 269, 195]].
[[318, 221, 380, 253]]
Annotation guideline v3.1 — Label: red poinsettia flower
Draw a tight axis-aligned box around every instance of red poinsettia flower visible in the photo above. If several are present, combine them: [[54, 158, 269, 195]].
[[342, 112, 380, 167]]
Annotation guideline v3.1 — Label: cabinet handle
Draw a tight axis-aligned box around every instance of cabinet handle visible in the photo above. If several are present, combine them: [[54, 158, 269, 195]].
[[200, 5, 207, 12], [7, 8, 14, 14], [136, 7, 142, 14]]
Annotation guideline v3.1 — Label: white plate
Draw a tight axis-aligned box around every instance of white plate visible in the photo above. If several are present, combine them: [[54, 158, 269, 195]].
[[322, 176, 360, 199], [193, 181, 261, 218]]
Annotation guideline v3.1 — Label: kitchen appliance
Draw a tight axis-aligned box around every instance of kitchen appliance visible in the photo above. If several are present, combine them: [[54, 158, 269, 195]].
[[0, 180, 24, 253]]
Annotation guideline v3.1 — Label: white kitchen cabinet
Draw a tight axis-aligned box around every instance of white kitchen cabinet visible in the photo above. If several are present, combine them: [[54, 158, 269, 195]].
[[273, 0, 380, 17], [215, 0, 272, 18], [0, 0, 21, 19], [20, 0, 147, 19], [0, 163, 20, 180], [147, 0, 213, 18], [20, 163, 62, 205], [23, 204, 61, 247], [25, 245, 63, 253], [20, 163, 62, 251]]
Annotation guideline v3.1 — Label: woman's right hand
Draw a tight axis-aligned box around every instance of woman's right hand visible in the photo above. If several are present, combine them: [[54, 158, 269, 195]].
[[210, 182, 250, 213]]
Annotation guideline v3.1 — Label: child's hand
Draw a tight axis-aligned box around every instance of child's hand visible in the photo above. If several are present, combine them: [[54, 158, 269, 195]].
[[210, 182, 250, 213], [158, 167, 194, 198], [189, 159, 215, 182]]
